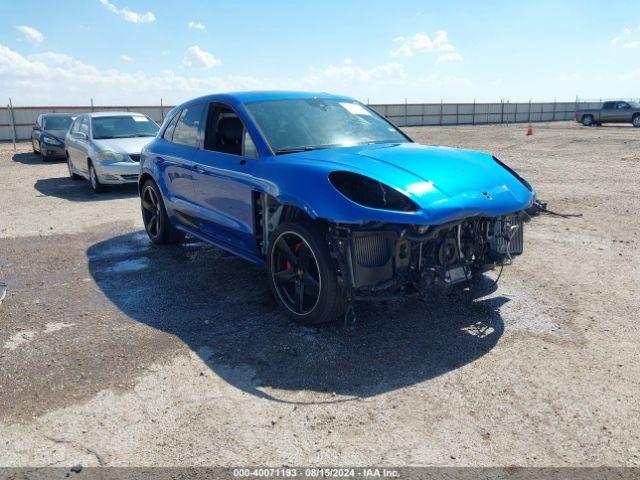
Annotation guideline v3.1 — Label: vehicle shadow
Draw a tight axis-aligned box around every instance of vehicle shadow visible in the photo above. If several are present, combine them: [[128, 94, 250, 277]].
[[34, 177, 138, 202], [12, 151, 59, 165], [87, 232, 507, 401]]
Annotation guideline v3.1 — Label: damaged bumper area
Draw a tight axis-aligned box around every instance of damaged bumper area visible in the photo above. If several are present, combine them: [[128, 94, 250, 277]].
[[328, 213, 528, 299]]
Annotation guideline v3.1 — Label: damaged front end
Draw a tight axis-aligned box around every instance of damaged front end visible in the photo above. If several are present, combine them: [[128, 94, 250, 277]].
[[328, 212, 528, 300]]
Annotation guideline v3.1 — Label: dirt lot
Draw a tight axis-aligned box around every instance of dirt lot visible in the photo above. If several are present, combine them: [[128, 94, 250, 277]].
[[0, 122, 638, 467]]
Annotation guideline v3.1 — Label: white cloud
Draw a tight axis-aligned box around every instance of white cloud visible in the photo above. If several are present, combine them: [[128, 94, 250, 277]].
[[436, 52, 463, 64], [120, 53, 133, 62], [98, 0, 156, 23], [182, 45, 221, 68], [0, 43, 467, 105], [556, 73, 580, 83], [620, 68, 640, 80], [611, 27, 632, 46], [622, 40, 640, 49], [15, 25, 44, 44], [304, 62, 406, 86], [390, 31, 455, 57], [416, 71, 471, 88], [188, 21, 206, 30]]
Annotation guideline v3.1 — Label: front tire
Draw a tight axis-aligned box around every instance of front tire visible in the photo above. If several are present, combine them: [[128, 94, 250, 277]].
[[88, 162, 106, 193], [582, 115, 593, 127], [32, 139, 40, 155], [267, 221, 346, 325], [633, 115, 640, 128], [141, 179, 185, 245]]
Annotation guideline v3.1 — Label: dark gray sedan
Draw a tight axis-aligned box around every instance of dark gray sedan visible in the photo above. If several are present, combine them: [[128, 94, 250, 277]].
[[31, 113, 75, 161]]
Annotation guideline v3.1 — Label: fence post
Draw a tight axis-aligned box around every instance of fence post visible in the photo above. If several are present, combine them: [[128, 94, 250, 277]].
[[404, 98, 408, 127], [421, 103, 425, 126], [514, 102, 518, 123], [472, 99, 476, 125], [91, 98, 94, 112], [160, 97, 164, 122], [439, 99, 443, 126], [552, 99, 556, 121], [500, 99, 504, 124], [528, 100, 531, 123], [8, 98, 17, 150], [455, 103, 459, 125]]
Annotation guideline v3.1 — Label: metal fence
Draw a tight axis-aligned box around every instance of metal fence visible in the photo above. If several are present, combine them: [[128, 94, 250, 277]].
[[0, 105, 173, 142], [369, 101, 602, 127], [1, 101, 603, 142]]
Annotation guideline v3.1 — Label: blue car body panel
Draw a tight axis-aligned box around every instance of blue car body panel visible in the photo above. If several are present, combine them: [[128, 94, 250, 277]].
[[141, 91, 535, 265]]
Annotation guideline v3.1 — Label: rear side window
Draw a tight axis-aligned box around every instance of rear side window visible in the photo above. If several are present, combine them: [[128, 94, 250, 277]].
[[70, 117, 82, 134], [162, 111, 181, 141], [204, 103, 258, 158], [79, 117, 90, 136], [603, 102, 614, 109], [172, 104, 205, 147]]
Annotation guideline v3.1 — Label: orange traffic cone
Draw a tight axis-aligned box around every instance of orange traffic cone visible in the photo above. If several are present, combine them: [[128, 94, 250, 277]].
[[526, 123, 533, 136]]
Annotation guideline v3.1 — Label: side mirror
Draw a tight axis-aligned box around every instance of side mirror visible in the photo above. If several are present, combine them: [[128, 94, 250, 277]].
[[72, 132, 87, 141], [33, 124, 39, 130]]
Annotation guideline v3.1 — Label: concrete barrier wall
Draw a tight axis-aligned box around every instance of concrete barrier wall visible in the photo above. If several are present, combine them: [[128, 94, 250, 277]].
[[0, 101, 602, 141]]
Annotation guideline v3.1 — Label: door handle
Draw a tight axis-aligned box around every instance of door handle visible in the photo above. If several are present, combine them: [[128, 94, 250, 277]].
[[192, 164, 206, 173]]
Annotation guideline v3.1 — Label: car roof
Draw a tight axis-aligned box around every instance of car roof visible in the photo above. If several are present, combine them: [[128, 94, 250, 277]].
[[178, 90, 356, 108], [84, 111, 147, 118], [41, 113, 75, 117]]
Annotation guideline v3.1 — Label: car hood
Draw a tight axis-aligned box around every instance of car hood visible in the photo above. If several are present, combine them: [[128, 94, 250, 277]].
[[288, 143, 535, 221], [43, 129, 69, 141], [92, 136, 155, 154]]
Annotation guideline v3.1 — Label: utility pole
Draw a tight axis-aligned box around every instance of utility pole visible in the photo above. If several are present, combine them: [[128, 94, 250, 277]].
[[8, 98, 17, 151]]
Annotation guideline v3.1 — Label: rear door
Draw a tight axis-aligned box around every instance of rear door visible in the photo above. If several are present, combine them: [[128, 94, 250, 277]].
[[191, 102, 260, 254], [150, 104, 205, 225], [600, 102, 617, 123], [66, 116, 89, 173]]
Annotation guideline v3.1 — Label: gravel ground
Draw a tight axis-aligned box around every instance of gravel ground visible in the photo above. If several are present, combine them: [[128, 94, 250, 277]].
[[0, 122, 638, 467]]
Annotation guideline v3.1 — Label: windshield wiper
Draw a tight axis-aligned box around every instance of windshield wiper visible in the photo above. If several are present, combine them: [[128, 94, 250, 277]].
[[274, 146, 322, 155], [274, 144, 344, 155]]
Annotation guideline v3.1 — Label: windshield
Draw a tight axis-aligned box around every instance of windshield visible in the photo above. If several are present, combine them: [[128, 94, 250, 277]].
[[43, 116, 74, 130], [244, 98, 409, 154], [92, 115, 159, 140]]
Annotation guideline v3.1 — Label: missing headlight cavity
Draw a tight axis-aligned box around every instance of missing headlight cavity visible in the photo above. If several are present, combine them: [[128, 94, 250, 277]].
[[329, 171, 419, 212]]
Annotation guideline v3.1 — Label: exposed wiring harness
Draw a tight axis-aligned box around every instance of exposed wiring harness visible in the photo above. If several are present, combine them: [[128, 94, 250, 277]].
[[526, 199, 583, 219]]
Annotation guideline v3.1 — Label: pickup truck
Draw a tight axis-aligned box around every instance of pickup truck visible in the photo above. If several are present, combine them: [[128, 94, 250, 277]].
[[575, 101, 640, 127]]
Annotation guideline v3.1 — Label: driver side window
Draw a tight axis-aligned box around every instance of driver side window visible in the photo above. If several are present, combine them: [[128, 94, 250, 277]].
[[203, 103, 258, 158]]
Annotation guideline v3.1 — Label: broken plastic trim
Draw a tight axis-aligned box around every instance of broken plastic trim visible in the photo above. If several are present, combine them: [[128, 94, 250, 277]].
[[493, 156, 533, 191]]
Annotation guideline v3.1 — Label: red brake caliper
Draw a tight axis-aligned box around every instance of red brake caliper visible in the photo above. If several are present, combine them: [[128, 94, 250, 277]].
[[285, 242, 303, 270]]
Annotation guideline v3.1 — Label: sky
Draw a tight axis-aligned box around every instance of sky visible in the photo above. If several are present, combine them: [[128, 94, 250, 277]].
[[1, 0, 639, 106]]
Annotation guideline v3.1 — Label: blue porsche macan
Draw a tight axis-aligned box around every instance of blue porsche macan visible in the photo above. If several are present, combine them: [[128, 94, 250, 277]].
[[139, 91, 535, 324]]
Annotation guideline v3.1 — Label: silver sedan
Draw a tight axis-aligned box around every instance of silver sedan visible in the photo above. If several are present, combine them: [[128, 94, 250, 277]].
[[65, 111, 159, 192]]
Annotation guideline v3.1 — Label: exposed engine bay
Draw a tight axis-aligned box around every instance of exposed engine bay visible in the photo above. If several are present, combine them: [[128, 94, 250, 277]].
[[327, 213, 528, 299]]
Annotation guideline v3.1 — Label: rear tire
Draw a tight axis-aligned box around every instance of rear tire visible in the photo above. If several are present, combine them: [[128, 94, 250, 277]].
[[88, 162, 106, 193], [141, 179, 185, 245], [633, 115, 640, 128], [582, 115, 593, 127], [32, 139, 40, 155], [267, 220, 347, 325], [67, 153, 81, 180]]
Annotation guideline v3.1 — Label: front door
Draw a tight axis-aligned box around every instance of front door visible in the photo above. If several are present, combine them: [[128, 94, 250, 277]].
[[191, 102, 259, 255]]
